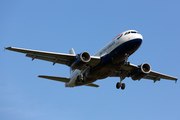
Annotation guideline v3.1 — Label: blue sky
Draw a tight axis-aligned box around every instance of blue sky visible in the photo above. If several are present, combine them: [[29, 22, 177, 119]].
[[1, 0, 180, 120]]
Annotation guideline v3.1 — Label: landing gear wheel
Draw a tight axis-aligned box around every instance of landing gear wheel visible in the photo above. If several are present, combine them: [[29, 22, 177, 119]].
[[121, 83, 125, 90], [124, 62, 130, 66], [77, 76, 81, 83], [116, 82, 126, 90], [82, 76, 86, 83], [84, 76, 86, 81], [116, 82, 121, 89]]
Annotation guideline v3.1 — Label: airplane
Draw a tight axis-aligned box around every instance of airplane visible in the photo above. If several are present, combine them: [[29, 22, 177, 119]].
[[5, 30, 178, 90]]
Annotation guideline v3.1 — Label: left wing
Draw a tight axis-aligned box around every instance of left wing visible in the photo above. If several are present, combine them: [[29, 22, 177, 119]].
[[110, 63, 178, 82], [5, 47, 101, 67]]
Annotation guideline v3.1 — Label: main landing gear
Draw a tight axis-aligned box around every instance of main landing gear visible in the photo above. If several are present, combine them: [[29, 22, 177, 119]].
[[116, 82, 125, 90], [116, 53, 129, 90], [77, 73, 86, 83], [116, 71, 127, 90]]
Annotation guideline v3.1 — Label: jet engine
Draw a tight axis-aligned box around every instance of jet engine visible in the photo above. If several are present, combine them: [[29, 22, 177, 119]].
[[131, 63, 151, 80], [71, 52, 91, 69]]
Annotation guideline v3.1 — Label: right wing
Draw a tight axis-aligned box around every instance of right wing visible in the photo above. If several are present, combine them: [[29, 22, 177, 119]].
[[145, 70, 178, 81], [110, 63, 178, 82], [5, 47, 101, 67]]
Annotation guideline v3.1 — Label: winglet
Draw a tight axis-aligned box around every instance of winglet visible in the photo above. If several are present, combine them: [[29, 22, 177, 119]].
[[4, 47, 13, 51], [5, 47, 11, 50]]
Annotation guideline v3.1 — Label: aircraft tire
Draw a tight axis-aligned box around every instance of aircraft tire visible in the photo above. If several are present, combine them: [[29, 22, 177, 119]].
[[116, 82, 121, 89], [77, 75, 81, 83], [82, 76, 86, 83], [121, 83, 125, 90]]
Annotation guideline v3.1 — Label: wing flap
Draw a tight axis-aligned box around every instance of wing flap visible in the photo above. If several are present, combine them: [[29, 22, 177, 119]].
[[26, 53, 70, 65], [149, 70, 178, 81], [143, 75, 161, 81], [38, 75, 70, 83]]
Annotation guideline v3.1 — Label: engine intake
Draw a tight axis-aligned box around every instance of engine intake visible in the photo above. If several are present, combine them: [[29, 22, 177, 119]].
[[71, 52, 91, 69], [131, 63, 151, 80]]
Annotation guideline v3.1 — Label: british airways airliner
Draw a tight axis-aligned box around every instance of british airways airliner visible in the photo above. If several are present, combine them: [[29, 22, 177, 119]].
[[5, 30, 178, 90]]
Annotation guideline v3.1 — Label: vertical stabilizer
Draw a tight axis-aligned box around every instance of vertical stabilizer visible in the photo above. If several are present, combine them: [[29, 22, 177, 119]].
[[69, 48, 75, 74], [69, 48, 75, 55]]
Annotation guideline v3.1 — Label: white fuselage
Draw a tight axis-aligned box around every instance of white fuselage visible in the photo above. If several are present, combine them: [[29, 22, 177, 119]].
[[66, 30, 143, 87]]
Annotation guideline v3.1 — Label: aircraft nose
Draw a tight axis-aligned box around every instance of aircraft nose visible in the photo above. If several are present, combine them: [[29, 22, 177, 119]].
[[128, 34, 143, 52], [139, 34, 143, 41], [131, 38, 142, 46], [130, 34, 143, 45]]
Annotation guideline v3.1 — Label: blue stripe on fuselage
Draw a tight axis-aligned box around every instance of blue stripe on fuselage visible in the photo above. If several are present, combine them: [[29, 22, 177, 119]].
[[87, 38, 142, 79]]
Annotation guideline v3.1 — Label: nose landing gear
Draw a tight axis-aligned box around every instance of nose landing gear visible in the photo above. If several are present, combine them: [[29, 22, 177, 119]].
[[124, 53, 130, 66], [116, 53, 130, 90]]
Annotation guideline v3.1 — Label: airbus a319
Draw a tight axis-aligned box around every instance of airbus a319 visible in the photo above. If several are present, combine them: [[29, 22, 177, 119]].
[[5, 30, 178, 90]]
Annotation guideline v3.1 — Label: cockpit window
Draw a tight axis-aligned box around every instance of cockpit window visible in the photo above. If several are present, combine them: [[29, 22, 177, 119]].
[[131, 31, 137, 33], [124, 31, 139, 35], [124, 31, 130, 35]]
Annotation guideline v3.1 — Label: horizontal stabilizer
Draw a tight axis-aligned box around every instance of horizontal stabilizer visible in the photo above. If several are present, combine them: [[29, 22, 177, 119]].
[[86, 83, 99, 87], [38, 75, 70, 83]]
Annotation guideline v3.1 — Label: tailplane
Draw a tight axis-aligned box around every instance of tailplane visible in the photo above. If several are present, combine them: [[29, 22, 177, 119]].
[[38, 75, 70, 83]]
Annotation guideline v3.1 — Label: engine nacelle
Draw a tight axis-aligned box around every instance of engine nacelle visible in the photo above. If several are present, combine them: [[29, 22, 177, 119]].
[[131, 63, 151, 80], [70, 52, 91, 69]]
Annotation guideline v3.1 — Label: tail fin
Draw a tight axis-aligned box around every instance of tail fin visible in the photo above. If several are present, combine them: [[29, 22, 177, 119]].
[[69, 48, 75, 55], [69, 48, 75, 74]]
